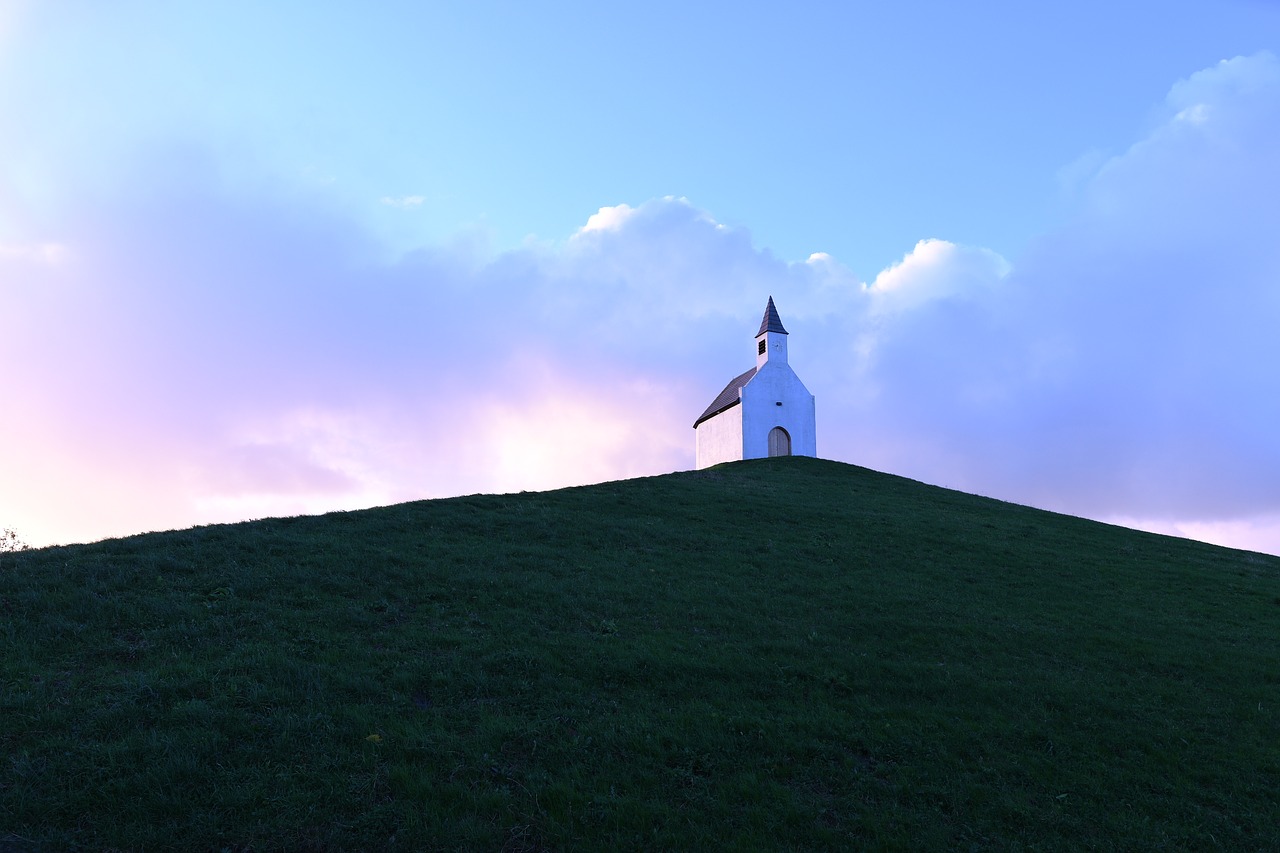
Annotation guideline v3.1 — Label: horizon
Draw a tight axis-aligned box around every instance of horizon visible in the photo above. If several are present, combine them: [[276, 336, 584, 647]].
[[3, 2, 1280, 556]]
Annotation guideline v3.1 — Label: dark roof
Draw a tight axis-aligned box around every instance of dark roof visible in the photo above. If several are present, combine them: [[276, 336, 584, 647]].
[[693, 367, 757, 428], [756, 296, 788, 336]]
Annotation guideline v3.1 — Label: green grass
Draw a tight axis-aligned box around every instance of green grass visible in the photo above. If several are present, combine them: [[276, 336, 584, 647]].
[[2, 457, 1278, 850]]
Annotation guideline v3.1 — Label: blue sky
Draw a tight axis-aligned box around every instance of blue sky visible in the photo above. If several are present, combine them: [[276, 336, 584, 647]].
[[3, 1, 1280, 554]]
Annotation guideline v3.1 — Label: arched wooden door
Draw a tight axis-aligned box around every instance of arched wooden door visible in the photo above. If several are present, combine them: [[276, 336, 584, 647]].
[[768, 426, 791, 457]]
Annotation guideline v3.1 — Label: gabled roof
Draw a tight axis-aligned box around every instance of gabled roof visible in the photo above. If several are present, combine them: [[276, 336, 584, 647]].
[[756, 295, 788, 336], [692, 367, 757, 428]]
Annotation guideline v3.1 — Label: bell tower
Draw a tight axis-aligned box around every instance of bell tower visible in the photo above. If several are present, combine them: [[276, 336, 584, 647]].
[[755, 295, 788, 370]]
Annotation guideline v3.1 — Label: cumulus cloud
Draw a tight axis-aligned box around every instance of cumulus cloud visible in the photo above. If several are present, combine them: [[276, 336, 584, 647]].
[[840, 51, 1280, 535], [0, 180, 844, 544], [2, 53, 1279, 556], [865, 238, 1009, 314], [577, 203, 636, 234]]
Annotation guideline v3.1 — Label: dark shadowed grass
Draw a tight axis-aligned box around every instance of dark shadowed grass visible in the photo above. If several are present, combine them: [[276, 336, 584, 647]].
[[2, 457, 1278, 850]]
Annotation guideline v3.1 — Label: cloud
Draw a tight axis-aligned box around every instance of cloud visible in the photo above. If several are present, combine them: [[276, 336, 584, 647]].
[[0, 241, 69, 266], [865, 238, 1009, 314], [2, 53, 1280, 556], [839, 51, 1280, 529], [577, 203, 635, 234], [1167, 52, 1280, 115], [0, 176, 839, 544], [380, 195, 424, 208]]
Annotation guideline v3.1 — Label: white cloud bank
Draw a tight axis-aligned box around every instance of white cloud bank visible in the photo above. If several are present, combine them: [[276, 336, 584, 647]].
[[2, 53, 1279, 555], [845, 52, 1280, 544]]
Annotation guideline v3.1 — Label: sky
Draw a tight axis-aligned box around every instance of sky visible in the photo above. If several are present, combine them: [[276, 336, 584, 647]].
[[3, 1, 1280, 555]]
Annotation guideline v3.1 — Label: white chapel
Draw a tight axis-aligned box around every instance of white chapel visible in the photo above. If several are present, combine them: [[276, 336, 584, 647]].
[[693, 296, 817, 469]]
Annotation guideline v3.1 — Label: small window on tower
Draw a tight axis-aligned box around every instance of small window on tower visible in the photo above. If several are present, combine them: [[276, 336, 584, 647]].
[[758, 339, 767, 355]]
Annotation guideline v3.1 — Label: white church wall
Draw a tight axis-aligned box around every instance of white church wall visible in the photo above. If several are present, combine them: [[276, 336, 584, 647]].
[[740, 363, 817, 460], [694, 403, 744, 469]]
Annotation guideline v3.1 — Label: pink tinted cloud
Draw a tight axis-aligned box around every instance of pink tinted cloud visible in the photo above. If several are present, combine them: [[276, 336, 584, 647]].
[[1, 189, 788, 544]]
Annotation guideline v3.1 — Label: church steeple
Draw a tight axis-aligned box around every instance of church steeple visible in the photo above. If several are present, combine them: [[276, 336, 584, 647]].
[[755, 295, 789, 369], [756, 295, 788, 336]]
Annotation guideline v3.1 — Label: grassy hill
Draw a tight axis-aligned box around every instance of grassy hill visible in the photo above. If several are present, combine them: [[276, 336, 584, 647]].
[[2, 457, 1277, 850]]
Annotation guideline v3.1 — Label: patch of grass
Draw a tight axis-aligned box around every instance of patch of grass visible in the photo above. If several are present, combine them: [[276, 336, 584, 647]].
[[2, 458, 1278, 849]]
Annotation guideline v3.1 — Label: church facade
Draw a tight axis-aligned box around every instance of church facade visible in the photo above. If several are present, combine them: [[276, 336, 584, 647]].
[[693, 297, 817, 469]]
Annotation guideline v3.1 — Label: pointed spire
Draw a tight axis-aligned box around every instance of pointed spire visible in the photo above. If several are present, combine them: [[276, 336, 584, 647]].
[[756, 296, 788, 336]]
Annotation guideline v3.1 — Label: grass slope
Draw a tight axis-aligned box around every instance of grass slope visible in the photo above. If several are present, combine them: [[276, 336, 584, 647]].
[[2, 457, 1278, 850]]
